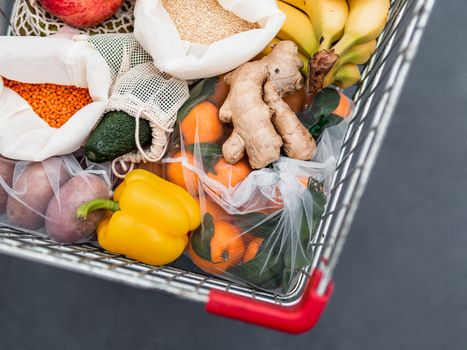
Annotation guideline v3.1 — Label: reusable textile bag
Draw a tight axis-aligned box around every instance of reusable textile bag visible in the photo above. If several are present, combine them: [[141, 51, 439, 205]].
[[134, 0, 285, 80], [0, 36, 112, 162], [85, 33, 190, 168]]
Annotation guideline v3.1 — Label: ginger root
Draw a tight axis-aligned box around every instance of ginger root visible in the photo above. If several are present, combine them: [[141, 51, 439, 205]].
[[219, 41, 316, 169]]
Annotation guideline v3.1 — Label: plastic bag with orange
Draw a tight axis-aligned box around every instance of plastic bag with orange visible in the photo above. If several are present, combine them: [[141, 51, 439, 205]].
[[163, 77, 354, 292]]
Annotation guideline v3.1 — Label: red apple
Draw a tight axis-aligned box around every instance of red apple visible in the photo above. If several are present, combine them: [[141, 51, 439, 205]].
[[38, 0, 124, 28]]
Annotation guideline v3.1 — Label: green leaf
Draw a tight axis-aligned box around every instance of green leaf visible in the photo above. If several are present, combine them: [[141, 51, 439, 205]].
[[177, 77, 218, 122], [299, 88, 341, 129], [227, 239, 284, 289], [310, 88, 341, 118], [186, 143, 222, 158], [281, 178, 327, 292], [308, 114, 344, 141], [233, 212, 281, 239], [187, 142, 223, 175], [189, 214, 215, 261]]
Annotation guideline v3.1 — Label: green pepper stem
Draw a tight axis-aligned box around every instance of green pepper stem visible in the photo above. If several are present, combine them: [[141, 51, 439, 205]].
[[76, 199, 120, 219]]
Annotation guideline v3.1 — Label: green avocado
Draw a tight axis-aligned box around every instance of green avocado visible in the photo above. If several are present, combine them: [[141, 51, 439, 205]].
[[84, 111, 152, 163]]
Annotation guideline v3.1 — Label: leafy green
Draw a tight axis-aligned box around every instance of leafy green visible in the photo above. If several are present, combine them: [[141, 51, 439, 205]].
[[299, 88, 344, 141], [177, 77, 218, 122], [187, 142, 223, 175], [190, 214, 215, 261]]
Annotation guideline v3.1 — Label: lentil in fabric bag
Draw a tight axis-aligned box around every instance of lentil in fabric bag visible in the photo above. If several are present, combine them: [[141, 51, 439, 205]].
[[0, 36, 112, 162], [134, 0, 285, 80]]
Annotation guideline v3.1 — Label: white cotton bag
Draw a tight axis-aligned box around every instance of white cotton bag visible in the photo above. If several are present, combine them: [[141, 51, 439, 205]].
[[0, 36, 112, 162], [134, 0, 285, 80]]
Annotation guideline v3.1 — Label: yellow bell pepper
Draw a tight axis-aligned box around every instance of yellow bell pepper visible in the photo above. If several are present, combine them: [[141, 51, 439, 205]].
[[77, 169, 201, 266]]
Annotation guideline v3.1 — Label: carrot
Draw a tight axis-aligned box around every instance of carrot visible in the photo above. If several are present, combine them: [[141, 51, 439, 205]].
[[3, 78, 93, 128]]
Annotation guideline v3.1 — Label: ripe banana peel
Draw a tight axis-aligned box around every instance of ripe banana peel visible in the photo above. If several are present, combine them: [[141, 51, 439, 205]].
[[333, 63, 361, 89], [339, 39, 377, 66], [276, 1, 319, 58], [277, 0, 389, 93], [308, 0, 389, 95], [281, 0, 348, 51], [332, 0, 390, 56]]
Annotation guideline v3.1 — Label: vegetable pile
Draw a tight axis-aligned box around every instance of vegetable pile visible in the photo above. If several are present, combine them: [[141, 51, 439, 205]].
[[0, 0, 389, 292]]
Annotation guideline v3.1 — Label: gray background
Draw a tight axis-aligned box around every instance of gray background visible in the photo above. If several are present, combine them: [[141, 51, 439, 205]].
[[1, 1, 466, 349]]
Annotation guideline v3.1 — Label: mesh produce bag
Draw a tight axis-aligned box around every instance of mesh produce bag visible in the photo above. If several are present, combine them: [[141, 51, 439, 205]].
[[86, 34, 190, 166], [163, 77, 353, 292], [10, 0, 136, 36]]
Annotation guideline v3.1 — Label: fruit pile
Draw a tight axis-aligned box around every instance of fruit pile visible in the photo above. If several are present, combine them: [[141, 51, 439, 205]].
[[274, 0, 390, 94]]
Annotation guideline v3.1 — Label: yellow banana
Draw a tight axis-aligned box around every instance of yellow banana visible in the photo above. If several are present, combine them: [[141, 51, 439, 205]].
[[262, 38, 310, 76], [282, 0, 348, 51], [333, 63, 361, 89], [305, 0, 349, 51], [280, 0, 307, 10], [339, 39, 377, 66], [276, 1, 319, 58], [332, 0, 390, 56]]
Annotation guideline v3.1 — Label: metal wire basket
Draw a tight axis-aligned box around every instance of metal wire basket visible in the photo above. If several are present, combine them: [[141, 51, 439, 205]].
[[0, 0, 435, 333]]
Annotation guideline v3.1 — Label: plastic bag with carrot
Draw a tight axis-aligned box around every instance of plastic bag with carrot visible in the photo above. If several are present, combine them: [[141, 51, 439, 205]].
[[163, 76, 354, 293]]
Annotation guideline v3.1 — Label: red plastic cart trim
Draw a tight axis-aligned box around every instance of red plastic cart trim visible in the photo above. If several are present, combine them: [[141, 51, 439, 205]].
[[206, 269, 333, 334]]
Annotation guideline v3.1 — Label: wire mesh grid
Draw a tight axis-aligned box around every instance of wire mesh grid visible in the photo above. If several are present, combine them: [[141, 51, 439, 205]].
[[0, 0, 435, 306]]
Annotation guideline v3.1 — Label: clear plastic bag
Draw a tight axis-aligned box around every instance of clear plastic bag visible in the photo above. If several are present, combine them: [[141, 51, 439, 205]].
[[163, 77, 353, 292], [0, 154, 112, 244]]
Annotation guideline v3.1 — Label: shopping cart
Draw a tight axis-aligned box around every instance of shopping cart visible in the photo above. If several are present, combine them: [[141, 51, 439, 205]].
[[0, 0, 435, 333]]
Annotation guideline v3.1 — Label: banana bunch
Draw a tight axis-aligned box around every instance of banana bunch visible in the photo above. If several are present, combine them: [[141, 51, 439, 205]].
[[270, 0, 390, 92]]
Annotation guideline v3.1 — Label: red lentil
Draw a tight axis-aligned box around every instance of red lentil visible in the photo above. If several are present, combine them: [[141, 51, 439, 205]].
[[3, 78, 93, 128]]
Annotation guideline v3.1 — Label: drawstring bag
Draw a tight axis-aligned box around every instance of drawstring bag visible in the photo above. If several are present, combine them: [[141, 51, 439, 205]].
[[133, 0, 285, 80], [0, 36, 112, 162], [86, 34, 190, 170]]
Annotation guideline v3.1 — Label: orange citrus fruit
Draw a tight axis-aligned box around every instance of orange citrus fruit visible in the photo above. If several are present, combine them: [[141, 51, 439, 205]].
[[207, 157, 252, 189], [332, 91, 353, 118], [180, 101, 224, 146], [189, 218, 245, 275], [164, 150, 199, 193], [243, 236, 264, 263]]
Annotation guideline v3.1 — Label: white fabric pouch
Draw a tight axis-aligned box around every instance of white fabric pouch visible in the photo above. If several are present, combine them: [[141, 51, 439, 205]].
[[0, 36, 112, 162], [134, 0, 285, 80]]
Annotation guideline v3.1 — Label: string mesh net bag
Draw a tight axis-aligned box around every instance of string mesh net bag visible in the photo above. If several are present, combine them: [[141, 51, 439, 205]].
[[86, 34, 190, 176], [10, 0, 135, 36]]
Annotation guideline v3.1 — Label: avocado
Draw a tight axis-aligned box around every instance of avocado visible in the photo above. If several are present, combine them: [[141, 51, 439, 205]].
[[84, 111, 152, 163]]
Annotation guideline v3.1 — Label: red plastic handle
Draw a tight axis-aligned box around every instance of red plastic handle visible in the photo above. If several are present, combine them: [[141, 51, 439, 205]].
[[206, 269, 333, 334]]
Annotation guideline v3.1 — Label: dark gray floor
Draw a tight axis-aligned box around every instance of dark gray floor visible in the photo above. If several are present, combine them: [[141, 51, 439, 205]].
[[1, 1, 465, 349]]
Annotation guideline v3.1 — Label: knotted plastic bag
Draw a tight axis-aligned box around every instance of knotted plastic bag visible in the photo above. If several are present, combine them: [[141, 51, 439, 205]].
[[0, 36, 112, 162], [87, 34, 190, 165], [0, 154, 112, 244], [163, 77, 353, 292], [134, 0, 285, 79]]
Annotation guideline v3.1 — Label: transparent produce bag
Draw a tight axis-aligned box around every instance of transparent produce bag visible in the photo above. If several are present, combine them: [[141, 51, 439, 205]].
[[0, 154, 112, 244], [0, 36, 112, 162], [163, 77, 353, 292]]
